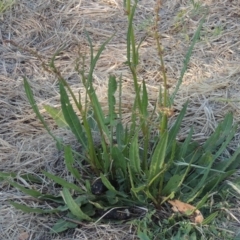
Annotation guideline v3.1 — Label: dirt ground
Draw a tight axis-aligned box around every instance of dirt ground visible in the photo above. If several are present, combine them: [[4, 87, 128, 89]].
[[1, 0, 240, 239]]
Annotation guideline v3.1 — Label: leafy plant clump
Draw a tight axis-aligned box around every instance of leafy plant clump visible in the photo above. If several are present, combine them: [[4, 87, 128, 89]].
[[1, 0, 240, 238]]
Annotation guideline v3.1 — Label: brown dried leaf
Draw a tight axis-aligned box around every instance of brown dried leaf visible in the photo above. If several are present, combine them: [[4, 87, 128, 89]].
[[18, 231, 29, 240], [168, 199, 204, 224]]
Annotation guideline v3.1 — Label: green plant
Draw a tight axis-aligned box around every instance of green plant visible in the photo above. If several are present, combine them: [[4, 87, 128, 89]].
[[1, 0, 239, 238], [0, 0, 15, 13]]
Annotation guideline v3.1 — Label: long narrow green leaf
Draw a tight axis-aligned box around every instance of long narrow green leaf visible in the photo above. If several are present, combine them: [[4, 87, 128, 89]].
[[202, 211, 218, 225], [162, 174, 183, 196], [51, 219, 77, 233], [100, 173, 127, 198], [168, 102, 188, 147], [100, 173, 117, 192], [85, 31, 115, 85], [64, 146, 81, 181], [202, 170, 236, 194], [213, 125, 237, 160], [170, 14, 206, 104], [0, 172, 18, 179], [118, 74, 123, 120], [43, 105, 68, 128], [61, 188, 91, 221], [186, 153, 214, 201], [202, 113, 234, 155], [7, 180, 63, 203], [38, 194, 64, 203], [148, 131, 168, 183], [112, 145, 127, 176], [83, 32, 115, 142], [23, 78, 61, 145], [8, 180, 43, 198], [126, 1, 137, 63], [141, 80, 148, 117], [178, 127, 194, 159], [43, 171, 84, 193], [60, 83, 87, 150], [9, 201, 59, 214], [129, 136, 141, 174], [116, 122, 124, 150], [90, 90, 110, 139], [214, 147, 240, 171], [226, 152, 240, 172], [108, 75, 117, 126], [0, 172, 42, 184]]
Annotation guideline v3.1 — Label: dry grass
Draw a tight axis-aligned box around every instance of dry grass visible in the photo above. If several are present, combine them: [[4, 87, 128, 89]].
[[1, 0, 240, 239]]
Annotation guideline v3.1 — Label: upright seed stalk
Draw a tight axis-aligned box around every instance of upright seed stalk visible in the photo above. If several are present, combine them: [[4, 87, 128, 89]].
[[154, 0, 169, 134]]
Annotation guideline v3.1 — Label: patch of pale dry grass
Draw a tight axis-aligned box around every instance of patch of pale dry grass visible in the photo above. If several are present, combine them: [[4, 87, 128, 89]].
[[1, 0, 240, 239]]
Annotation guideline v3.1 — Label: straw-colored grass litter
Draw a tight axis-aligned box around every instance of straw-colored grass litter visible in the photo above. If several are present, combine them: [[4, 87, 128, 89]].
[[1, 0, 240, 239]]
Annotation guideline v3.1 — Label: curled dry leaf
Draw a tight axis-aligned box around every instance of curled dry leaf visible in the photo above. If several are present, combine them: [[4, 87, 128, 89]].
[[168, 199, 204, 224], [18, 231, 29, 240]]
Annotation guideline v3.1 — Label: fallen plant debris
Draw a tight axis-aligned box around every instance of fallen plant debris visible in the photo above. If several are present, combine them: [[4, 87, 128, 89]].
[[168, 199, 204, 224]]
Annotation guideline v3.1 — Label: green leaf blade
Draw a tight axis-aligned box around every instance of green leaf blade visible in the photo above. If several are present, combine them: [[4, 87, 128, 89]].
[[129, 136, 141, 174], [61, 188, 91, 221], [64, 146, 81, 181], [60, 83, 88, 150], [148, 131, 168, 184], [43, 171, 84, 193], [44, 104, 68, 128]]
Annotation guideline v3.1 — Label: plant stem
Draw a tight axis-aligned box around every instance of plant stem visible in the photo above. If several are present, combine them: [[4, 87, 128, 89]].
[[154, 0, 169, 134]]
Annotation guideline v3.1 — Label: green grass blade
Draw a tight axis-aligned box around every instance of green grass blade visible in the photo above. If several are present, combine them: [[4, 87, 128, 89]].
[[38, 194, 64, 203], [163, 147, 194, 198], [0, 172, 17, 179], [112, 145, 127, 176], [170, 14, 206, 104], [7, 180, 63, 203], [168, 102, 188, 146], [9, 201, 60, 214], [108, 75, 117, 126], [61, 188, 91, 221], [83, 32, 115, 142], [43, 105, 68, 128], [0, 0, 15, 13], [100, 173, 127, 198], [43, 171, 84, 193], [90, 90, 110, 139], [126, 1, 137, 63], [213, 125, 237, 160], [186, 153, 214, 201], [226, 152, 240, 171], [24, 77, 61, 144], [8, 180, 43, 198], [214, 147, 240, 171], [202, 211, 218, 225], [51, 219, 77, 233], [202, 170, 236, 194], [118, 74, 123, 120], [116, 122, 124, 150], [129, 136, 141, 174], [202, 113, 234, 157], [100, 173, 117, 192], [85, 31, 115, 84], [162, 174, 184, 196], [148, 131, 168, 184], [59, 83, 88, 150], [108, 75, 117, 150], [141, 80, 148, 117], [64, 146, 81, 181], [178, 127, 194, 158], [0, 172, 42, 184]]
